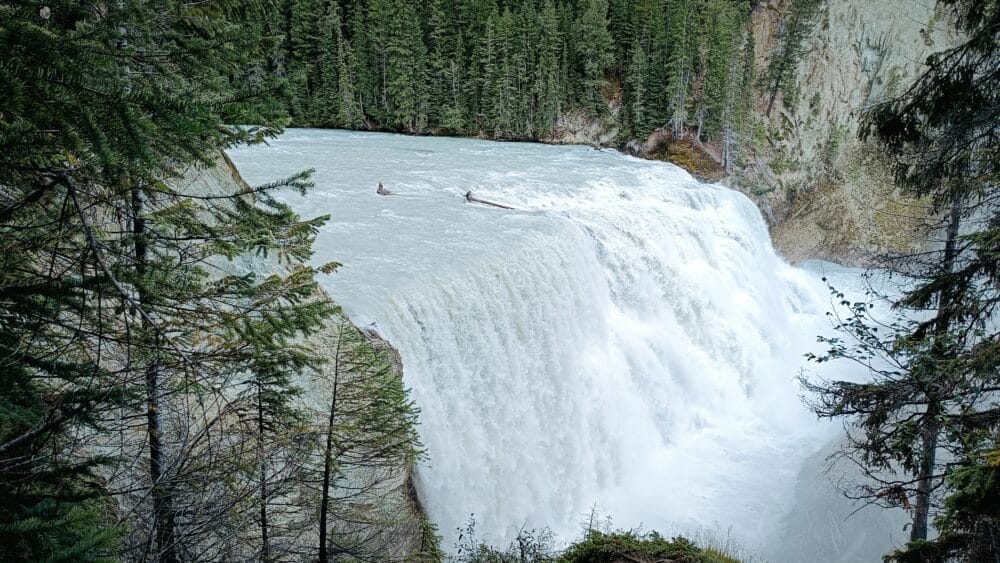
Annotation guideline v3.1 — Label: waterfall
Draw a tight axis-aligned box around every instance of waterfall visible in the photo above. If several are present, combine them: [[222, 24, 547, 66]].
[[228, 129, 897, 561]]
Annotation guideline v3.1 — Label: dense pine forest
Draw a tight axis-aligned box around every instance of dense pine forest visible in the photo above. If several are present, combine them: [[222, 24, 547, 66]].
[[274, 0, 768, 154], [1, 0, 998, 561]]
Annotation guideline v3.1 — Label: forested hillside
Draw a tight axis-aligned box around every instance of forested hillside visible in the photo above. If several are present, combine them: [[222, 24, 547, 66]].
[[273, 0, 791, 166]]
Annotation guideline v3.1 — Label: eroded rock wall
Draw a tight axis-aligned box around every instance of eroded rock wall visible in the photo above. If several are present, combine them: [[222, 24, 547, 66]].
[[745, 0, 959, 264]]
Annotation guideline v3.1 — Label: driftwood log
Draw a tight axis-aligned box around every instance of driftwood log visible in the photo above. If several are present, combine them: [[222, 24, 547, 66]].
[[464, 191, 514, 210]]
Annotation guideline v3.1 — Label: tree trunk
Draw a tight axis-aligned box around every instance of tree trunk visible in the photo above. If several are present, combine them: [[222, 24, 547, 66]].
[[911, 194, 963, 541], [937, 195, 963, 331], [134, 187, 178, 563], [318, 335, 342, 563], [911, 403, 939, 541], [258, 386, 270, 561]]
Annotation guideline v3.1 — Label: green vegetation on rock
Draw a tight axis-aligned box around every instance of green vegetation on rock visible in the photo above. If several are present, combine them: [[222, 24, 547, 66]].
[[455, 527, 748, 563]]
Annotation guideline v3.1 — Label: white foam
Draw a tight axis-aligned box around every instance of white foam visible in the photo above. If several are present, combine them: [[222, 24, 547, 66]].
[[229, 129, 894, 561]]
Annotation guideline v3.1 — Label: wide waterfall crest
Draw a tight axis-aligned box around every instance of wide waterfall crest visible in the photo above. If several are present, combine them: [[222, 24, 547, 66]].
[[229, 130, 894, 562]]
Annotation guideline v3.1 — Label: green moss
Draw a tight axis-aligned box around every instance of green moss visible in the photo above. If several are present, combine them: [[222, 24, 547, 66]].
[[646, 138, 725, 181], [751, 119, 769, 150], [809, 92, 822, 116], [884, 66, 905, 99], [769, 150, 796, 175]]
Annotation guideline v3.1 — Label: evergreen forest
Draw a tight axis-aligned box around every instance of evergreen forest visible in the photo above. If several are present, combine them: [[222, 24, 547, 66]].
[[274, 0, 766, 151]]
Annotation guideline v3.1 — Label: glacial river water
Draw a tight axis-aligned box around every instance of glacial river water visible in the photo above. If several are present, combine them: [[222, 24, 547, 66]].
[[229, 129, 906, 562]]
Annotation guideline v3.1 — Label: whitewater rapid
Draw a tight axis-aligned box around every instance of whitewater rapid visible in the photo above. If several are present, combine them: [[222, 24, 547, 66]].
[[229, 129, 903, 561]]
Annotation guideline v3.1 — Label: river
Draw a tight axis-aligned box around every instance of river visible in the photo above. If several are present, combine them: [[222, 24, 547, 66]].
[[229, 129, 904, 562]]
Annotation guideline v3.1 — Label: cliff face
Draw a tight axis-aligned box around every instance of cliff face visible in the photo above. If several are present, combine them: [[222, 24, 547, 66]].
[[743, 0, 959, 265]]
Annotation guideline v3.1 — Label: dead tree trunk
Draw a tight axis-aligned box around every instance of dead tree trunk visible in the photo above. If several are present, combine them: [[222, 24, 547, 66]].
[[465, 191, 515, 209]]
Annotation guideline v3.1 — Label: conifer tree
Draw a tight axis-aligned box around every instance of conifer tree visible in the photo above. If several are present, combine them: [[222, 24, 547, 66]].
[[510, 4, 534, 136], [313, 320, 423, 562], [470, 5, 501, 134], [533, 0, 563, 135], [229, 261, 335, 560], [287, 0, 323, 122], [428, 0, 468, 132], [763, 0, 822, 116], [265, 0, 761, 148], [720, 31, 753, 172], [337, 36, 366, 129], [574, 0, 615, 114], [314, 0, 344, 126], [608, 0, 636, 63], [701, 2, 742, 141], [383, 0, 429, 131], [664, 0, 693, 138], [636, 0, 672, 134], [624, 38, 650, 138], [485, 8, 519, 137], [804, 0, 999, 556], [1, 1, 334, 560]]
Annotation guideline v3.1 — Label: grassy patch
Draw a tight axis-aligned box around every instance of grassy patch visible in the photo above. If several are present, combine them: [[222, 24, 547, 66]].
[[452, 526, 753, 563], [560, 531, 742, 563]]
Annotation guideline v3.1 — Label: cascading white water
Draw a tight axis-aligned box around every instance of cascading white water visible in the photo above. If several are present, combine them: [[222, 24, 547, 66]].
[[229, 129, 902, 561]]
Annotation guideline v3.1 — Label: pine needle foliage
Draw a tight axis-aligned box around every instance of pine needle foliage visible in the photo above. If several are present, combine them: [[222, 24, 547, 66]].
[[803, 0, 999, 558], [275, 0, 759, 148], [0, 0, 355, 560]]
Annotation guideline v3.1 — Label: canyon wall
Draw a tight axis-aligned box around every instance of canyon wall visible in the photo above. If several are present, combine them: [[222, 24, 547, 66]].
[[743, 0, 959, 264]]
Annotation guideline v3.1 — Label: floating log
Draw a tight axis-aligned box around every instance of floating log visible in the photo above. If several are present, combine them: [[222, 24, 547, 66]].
[[465, 190, 514, 210]]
